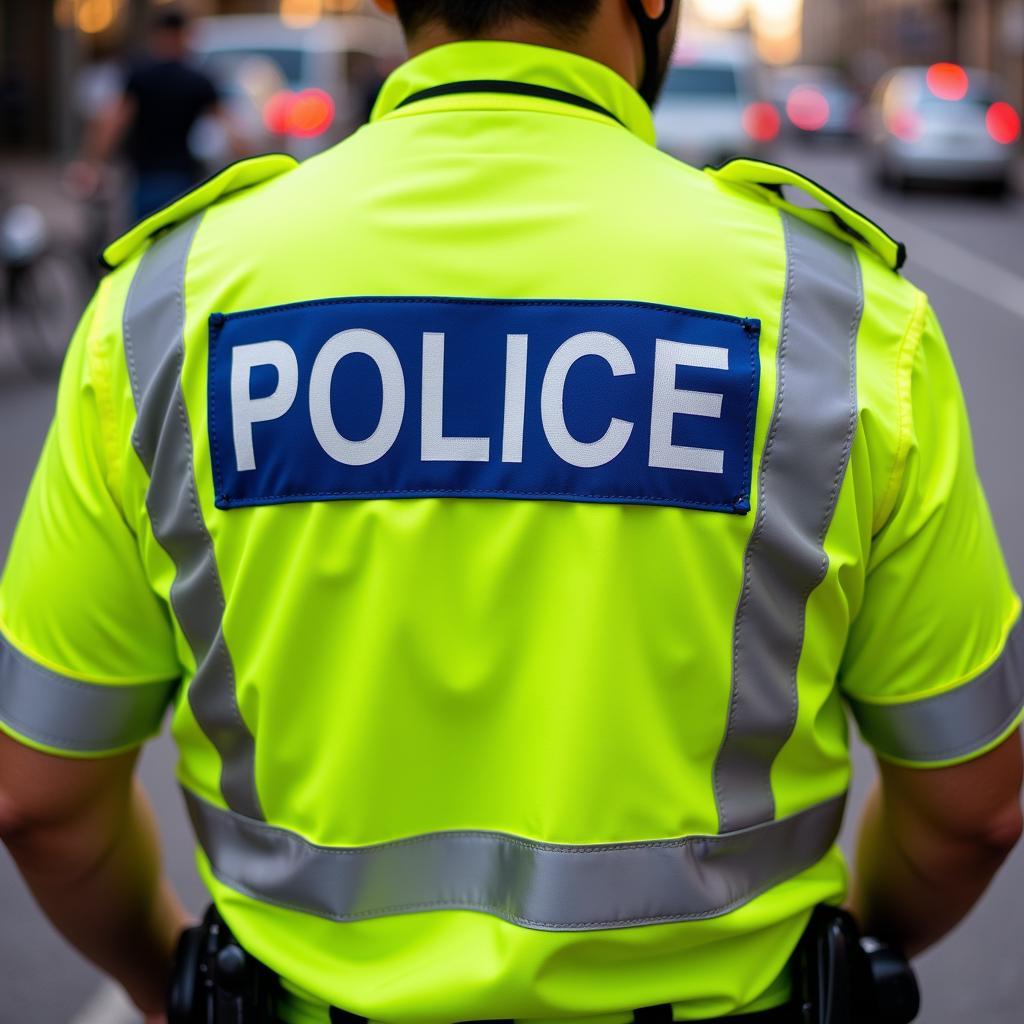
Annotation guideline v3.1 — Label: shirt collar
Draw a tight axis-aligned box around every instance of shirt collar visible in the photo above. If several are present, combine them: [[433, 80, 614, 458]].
[[371, 41, 655, 145]]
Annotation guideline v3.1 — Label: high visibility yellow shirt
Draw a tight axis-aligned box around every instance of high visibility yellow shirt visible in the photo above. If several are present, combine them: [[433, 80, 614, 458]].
[[1, 41, 1021, 1024]]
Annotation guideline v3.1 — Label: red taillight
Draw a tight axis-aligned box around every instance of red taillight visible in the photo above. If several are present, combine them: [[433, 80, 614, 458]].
[[263, 88, 336, 138], [289, 88, 336, 138], [886, 108, 922, 142], [743, 101, 781, 143], [263, 90, 293, 134], [986, 101, 1021, 145], [786, 86, 830, 132], [926, 62, 969, 101]]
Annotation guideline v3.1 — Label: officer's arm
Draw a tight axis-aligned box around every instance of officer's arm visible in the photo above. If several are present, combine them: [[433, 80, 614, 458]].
[[0, 283, 186, 1017], [851, 731, 1023, 956], [841, 298, 1024, 957], [0, 733, 187, 1016]]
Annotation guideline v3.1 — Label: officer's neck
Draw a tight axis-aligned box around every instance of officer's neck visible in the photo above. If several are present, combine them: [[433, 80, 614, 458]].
[[404, 10, 643, 93]]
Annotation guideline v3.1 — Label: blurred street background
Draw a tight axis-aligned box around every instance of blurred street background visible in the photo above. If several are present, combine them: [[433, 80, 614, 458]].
[[1, 0, 1023, 1021]]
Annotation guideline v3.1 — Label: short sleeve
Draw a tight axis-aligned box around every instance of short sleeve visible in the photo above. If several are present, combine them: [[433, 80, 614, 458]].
[[841, 301, 1023, 767], [0, 285, 180, 758]]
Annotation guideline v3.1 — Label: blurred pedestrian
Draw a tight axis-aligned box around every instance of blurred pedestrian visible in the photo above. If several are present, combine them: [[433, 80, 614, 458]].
[[72, 4, 241, 222]]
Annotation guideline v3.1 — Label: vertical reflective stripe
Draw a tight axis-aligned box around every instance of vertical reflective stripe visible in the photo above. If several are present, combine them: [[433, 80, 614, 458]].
[[124, 218, 264, 821], [714, 215, 862, 833]]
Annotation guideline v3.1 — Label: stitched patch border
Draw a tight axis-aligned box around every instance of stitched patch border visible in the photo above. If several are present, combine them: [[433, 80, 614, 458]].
[[209, 296, 761, 515]]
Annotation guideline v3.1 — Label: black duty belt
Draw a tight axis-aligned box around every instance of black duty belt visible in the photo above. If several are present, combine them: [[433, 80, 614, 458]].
[[170, 907, 918, 1024], [330, 1006, 793, 1024]]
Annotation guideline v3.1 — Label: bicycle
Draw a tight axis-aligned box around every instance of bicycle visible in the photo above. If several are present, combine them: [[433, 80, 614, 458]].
[[0, 185, 89, 377]]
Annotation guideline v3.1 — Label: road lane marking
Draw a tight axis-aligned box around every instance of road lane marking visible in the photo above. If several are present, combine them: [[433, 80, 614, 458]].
[[69, 982, 139, 1024], [878, 208, 1024, 321]]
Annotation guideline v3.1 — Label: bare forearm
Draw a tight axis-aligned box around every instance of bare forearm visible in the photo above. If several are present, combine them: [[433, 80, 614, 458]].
[[851, 782, 1015, 956], [4, 780, 187, 1015]]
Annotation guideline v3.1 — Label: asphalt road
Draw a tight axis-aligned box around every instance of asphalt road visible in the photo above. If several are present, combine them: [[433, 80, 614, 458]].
[[0, 142, 1022, 1023]]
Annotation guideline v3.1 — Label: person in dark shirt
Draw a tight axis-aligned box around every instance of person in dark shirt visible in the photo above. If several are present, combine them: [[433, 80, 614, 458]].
[[77, 5, 241, 222]]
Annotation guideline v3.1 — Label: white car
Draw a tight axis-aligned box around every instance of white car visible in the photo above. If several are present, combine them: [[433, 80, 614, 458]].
[[654, 35, 777, 168], [191, 14, 405, 162], [867, 64, 1021, 193]]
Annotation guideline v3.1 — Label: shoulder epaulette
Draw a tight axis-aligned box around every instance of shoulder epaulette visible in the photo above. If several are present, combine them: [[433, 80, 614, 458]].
[[705, 158, 907, 272], [101, 153, 299, 269]]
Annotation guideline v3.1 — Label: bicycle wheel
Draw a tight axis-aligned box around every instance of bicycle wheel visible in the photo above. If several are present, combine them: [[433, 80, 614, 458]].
[[8, 248, 88, 376]]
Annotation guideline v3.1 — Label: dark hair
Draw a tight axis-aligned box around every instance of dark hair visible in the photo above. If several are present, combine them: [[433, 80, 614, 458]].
[[152, 4, 189, 31], [392, 0, 601, 37]]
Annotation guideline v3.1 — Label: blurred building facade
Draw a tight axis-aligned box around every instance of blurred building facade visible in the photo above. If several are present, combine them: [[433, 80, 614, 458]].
[[1, 2, 61, 150], [803, 0, 1024, 105]]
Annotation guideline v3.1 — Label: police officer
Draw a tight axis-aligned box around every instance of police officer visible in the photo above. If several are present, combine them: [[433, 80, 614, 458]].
[[0, 2, 1021, 1023]]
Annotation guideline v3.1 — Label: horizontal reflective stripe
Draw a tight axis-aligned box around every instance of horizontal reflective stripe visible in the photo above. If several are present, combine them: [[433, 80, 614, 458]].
[[0, 635, 177, 753], [849, 622, 1024, 763], [186, 789, 846, 931]]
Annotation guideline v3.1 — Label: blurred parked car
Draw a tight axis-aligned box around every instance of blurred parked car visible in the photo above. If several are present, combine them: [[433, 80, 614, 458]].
[[190, 14, 405, 163], [769, 65, 861, 140], [867, 64, 1021, 193], [655, 34, 778, 168]]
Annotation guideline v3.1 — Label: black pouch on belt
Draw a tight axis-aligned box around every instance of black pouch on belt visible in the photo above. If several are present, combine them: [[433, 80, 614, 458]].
[[168, 905, 279, 1024], [793, 906, 920, 1024], [166, 902, 919, 1024]]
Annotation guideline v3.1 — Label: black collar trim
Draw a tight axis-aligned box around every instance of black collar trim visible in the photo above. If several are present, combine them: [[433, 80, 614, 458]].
[[395, 79, 625, 127]]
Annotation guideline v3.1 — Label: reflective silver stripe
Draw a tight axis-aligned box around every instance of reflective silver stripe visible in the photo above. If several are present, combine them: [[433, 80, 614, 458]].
[[0, 635, 175, 752], [849, 622, 1024, 763], [714, 215, 862, 833], [185, 788, 845, 931], [124, 218, 263, 820]]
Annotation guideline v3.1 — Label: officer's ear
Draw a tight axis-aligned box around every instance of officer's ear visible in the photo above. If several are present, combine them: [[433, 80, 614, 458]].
[[633, 0, 668, 16], [373, 0, 398, 17]]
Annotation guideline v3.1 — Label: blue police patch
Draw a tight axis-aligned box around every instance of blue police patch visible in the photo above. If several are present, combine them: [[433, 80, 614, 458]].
[[209, 298, 760, 514]]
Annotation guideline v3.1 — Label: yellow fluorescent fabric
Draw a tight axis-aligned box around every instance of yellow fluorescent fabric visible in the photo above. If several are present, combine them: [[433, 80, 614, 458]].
[[0, 37, 1020, 1023], [708, 159, 905, 271], [841, 302, 1019, 697], [839, 302, 1023, 763], [0, 281, 180, 755]]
